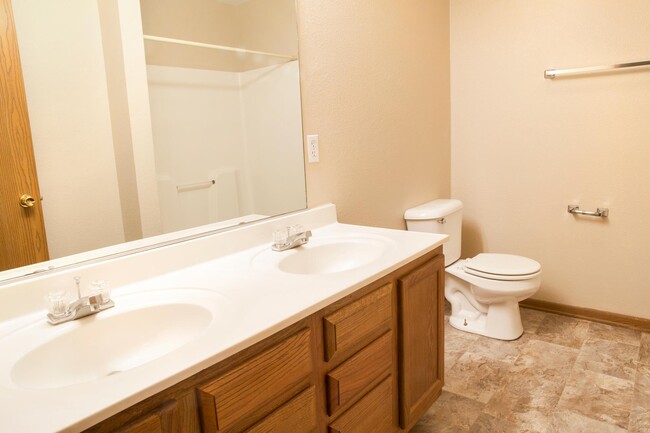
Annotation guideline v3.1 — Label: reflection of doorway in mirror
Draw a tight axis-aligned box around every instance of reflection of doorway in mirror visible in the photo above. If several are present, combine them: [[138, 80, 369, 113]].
[[0, 0, 49, 271]]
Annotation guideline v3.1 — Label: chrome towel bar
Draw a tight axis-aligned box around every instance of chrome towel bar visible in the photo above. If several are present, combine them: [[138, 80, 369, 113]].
[[545, 60, 650, 79], [567, 205, 609, 218]]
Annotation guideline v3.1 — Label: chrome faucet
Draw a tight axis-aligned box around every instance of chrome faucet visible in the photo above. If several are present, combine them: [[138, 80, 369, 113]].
[[272, 225, 312, 251], [46, 277, 114, 325]]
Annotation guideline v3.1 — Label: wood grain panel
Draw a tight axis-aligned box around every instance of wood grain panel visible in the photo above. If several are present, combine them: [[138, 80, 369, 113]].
[[397, 255, 445, 429], [113, 400, 177, 433], [323, 283, 392, 361], [326, 331, 392, 416], [0, 0, 49, 271], [197, 328, 312, 433], [244, 386, 317, 433], [328, 376, 394, 433]]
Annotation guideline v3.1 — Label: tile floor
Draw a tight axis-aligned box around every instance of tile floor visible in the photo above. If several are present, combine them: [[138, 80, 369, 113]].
[[412, 306, 650, 433]]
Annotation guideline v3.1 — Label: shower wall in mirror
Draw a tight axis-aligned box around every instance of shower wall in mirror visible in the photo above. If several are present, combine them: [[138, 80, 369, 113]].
[[141, 0, 305, 234], [9, 0, 305, 270]]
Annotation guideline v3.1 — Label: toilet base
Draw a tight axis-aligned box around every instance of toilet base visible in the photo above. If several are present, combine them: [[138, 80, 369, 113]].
[[448, 297, 524, 341]]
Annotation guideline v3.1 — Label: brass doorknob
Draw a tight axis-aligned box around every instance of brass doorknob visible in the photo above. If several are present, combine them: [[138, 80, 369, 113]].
[[19, 194, 36, 208]]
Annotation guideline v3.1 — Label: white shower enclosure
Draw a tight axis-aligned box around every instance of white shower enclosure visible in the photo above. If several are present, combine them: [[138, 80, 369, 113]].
[[141, 0, 305, 234], [148, 61, 304, 233]]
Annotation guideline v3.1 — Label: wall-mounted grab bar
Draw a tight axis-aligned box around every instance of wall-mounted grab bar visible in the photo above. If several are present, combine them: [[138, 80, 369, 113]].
[[177, 179, 215, 193], [567, 205, 609, 218], [545, 60, 650, 79]]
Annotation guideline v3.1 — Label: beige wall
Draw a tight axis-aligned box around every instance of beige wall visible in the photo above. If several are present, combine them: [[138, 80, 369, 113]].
[[298, 0, 451, 230], [451, 0, 650, 318]]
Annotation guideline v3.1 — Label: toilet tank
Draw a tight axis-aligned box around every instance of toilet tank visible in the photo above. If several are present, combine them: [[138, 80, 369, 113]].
[[404, 199, 463, 266]]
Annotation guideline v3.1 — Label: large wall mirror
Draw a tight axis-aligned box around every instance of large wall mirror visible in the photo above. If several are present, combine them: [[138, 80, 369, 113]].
[[2, 0, 305, 279]]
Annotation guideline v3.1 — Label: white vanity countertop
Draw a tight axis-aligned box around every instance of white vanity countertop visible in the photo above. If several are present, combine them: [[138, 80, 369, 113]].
[[0, 204, 447, 432]]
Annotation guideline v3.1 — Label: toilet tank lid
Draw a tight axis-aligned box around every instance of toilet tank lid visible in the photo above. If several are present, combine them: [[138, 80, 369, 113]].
[[404, 199, 463, 220]]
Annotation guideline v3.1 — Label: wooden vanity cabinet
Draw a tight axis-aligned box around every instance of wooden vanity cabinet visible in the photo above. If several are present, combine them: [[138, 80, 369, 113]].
[[84, 320, 315, 433], [85, 248, 444, 433]]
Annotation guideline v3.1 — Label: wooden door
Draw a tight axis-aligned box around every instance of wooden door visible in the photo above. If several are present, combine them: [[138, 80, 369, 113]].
[[0, 0, 48, 271]]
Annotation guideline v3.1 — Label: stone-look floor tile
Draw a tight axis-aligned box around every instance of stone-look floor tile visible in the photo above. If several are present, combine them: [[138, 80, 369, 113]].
[[444, 299, 451, 316], [557, 368, 634, 429], [418, 308, 646, 432], [411, 391, 484, 433], [445, 320, 480, 352], [575, 338, 639, 381], [444, 320, 478, 371], [533, 314, 590, 349], [512, 339, 580, 378], [464, 332, 530, 364], [587, 322, 642, 346], [546, 410, 628, 433], [444, 351, 512, 403], [520, 307, 546, 334], [640, 333, 650, 366], [445, 350, 464, 372], [628, 405, 650, 433], [468, 414, 520, 433], [483, 370, 564, 432], [635, 364, 650, 409]]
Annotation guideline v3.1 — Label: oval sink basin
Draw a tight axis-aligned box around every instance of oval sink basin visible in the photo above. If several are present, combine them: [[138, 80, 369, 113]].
[[253, 234, 395, 275], [278, 241, 383, 274], [5, 288, 227, 390]]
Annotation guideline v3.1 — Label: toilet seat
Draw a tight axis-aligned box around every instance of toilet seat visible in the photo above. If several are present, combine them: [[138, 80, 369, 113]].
[[463, 253, 541, 281]]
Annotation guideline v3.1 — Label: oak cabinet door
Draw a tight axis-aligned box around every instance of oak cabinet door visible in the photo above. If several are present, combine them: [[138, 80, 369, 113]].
[[397, 255, 445, 429]]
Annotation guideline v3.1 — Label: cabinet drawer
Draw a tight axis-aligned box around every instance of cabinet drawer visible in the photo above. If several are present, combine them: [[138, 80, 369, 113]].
[[326, 332, 392, 415], [197, 328, 313, 433], [323, 283, 392, 361], [245, 386, 317, 433], [113, 400, 179, 433], [328, 376, 394, 433]]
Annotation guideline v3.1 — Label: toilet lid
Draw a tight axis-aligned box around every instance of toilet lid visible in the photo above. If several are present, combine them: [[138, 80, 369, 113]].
[[464, 253, 541, 281]]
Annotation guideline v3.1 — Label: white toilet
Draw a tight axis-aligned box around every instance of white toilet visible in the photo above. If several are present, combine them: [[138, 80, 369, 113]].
[[404, 199, 541, 340]]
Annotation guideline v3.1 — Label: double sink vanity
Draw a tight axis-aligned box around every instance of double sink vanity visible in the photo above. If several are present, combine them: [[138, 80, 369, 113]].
[[0, 204, 447, 432]]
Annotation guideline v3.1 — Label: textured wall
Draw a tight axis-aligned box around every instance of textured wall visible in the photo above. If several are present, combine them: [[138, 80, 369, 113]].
[[298, 0, 451, 229], [451, 0, 650, 318]]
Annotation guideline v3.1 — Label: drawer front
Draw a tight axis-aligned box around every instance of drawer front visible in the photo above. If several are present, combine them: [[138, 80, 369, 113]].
[[245, 386, 317, 433], [112, 399, 184, 433], [326, 331, 392, 415], [328, 376, 394, 433], [323, 283, 392, 361], [198, 328, 313, 433]]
